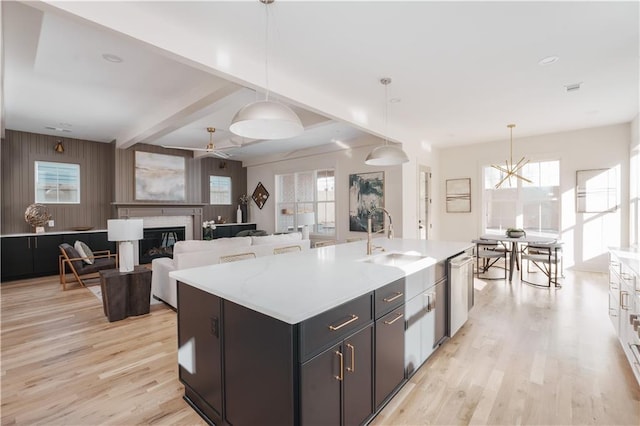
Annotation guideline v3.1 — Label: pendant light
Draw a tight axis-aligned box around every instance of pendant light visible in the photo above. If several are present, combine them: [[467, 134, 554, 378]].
[[491, 124, 532, 188], [365, 78, 409, 166], [229, 0, 303, 140]]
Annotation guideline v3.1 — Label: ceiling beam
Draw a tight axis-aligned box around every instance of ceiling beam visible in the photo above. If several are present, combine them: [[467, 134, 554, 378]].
[[115, 83, 243, 149]]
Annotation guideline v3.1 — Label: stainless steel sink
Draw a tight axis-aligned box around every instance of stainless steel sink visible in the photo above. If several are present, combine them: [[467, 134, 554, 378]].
[[363, 252, 427, 267]]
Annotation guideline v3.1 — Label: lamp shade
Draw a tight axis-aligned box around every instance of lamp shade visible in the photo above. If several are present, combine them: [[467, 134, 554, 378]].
[[365, 145, 409, 166], [107, 219, 144, 241], [229, 100, 304, 140], [297, 212, 315, 226]]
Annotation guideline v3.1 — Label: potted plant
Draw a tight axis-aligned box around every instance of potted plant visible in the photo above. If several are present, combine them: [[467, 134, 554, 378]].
[[506, 227, 526, 238]]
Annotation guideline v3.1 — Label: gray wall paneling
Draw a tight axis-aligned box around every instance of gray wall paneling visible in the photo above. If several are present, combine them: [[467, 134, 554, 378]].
[[2, 132, 248, 235], [1, 130, 115, 234]]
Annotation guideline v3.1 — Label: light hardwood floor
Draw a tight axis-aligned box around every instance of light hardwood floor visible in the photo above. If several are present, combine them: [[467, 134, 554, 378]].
[[1, 270, 639, 425]]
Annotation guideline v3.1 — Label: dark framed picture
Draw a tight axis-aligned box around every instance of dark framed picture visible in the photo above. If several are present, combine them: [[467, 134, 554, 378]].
[[349, 172, 384, 232], [446, 178, 471, 213], [252, 182, 270, 209]]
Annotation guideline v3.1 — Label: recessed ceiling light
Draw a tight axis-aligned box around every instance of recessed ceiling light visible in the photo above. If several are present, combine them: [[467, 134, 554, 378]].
[[102, 53, 123, 63], [538, 55, 559, 66]]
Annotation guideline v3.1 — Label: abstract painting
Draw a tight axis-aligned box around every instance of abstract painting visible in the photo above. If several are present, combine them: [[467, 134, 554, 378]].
[[576, 168, 617, 213], [135, 151, 185, 201], [349, 172, 384, 232], [446, 178, 471, 213]]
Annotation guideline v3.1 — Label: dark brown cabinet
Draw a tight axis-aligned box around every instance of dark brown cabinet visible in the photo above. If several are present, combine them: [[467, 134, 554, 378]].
[[177, 282, 224, 424], [1, 231, 115, 282], [301, 324, 373, 426], [1, 234, 62, 281], [209, 223, 256, 239], [375, 306, 405, 408], [176, 280, 407, 426]]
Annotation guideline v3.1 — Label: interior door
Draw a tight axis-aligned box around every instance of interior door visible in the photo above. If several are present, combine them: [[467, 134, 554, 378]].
[[418, 166, 431, 239]]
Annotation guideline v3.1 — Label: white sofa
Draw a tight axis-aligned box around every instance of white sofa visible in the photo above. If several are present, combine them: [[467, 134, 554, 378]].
[[151, 232, 310, 308]]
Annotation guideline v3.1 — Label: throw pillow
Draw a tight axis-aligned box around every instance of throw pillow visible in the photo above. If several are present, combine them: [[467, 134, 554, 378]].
[[74, 240, 94, 265]]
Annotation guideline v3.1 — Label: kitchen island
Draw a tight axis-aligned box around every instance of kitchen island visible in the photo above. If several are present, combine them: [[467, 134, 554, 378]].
[[171, 238, 473, 425]]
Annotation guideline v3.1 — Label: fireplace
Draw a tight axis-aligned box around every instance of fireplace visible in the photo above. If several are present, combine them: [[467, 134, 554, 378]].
[[139, 226, 185, 264]]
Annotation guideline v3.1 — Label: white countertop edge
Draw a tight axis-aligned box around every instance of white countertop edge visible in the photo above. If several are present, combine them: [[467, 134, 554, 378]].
[[171, 239, 473, 324]]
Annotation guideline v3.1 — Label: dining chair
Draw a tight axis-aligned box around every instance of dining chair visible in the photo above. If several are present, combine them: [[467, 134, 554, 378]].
[[219, 252, 256, 263], [273, 245, 302, 255], [520, 242, 563, 287], [472, 239, 507, 280]]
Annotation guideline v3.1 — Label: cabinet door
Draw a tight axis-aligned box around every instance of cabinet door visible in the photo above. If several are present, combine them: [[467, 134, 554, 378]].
[[434, 279, 447, 346], [32, 234, 63, 275], [1, 237, 33, 280], [177, 282, 223, 421], [375, 308, 405, 409], [344, 324, 374, 426], [88, 232, 116, 253], [609, 290, 621, 334], [404, 291, 428, 376], [301, 342, 342, 426]]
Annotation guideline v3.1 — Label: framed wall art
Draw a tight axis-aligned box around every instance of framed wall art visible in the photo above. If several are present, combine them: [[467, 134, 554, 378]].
[[576, 168, 617, 213], [349, 171, 384, 232], [252, 181, 270, 209], [135, 151, 185, 201], [446, 178, 471, 213]]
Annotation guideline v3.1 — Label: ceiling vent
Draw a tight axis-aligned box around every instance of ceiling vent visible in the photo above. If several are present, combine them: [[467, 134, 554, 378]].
[[564, 82, 582, 93], [45, 126, 72, 132]]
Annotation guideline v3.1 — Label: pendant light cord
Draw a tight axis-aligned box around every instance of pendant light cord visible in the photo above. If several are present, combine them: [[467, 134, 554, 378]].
[[264, 2, 270, 102]]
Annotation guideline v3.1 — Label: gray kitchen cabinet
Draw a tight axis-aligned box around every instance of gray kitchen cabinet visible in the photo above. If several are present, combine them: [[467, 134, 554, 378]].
[[404, 260, 448, 378]]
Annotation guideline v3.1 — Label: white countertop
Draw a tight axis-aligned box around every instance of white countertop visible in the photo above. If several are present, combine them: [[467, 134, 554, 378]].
[[170, 239, 472, 324], [2, 229, 108, 237], [609, 247, 640, 277]]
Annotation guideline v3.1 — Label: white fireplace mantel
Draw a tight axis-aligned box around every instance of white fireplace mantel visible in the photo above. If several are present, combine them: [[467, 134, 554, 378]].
[[113, 203, 205, 240]]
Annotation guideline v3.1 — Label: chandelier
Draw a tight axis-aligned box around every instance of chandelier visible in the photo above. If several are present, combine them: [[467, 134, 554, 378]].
[[491, 124, 531, 188]]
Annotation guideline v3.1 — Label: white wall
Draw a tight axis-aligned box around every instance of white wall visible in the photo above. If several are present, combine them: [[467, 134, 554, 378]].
[[630, 114, 639, 247], [246, 136, 404, 242], [439, 123, 631, 272]]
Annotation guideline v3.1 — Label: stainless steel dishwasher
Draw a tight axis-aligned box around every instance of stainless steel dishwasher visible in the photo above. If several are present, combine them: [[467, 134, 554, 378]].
[[449, 253, 474, 337]]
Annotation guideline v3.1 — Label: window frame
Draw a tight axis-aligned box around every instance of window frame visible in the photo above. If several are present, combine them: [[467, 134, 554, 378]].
[[275, 168, 336, 237], [482, 159, 561, 238], [34, 161, 81, 204], [209, 175, 232, 205]]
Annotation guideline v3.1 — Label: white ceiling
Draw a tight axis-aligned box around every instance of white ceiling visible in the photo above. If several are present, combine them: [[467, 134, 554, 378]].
[[2, 1, 638, 162]]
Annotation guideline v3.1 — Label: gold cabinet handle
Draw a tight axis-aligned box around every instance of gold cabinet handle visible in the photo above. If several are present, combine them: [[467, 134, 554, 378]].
[[621, 291, 629, 310], [384, 312, 404, 325], [335, 351, 343, 381], [329, 314, 359, 331], [383, 292, 403, 303], [346, 343, 355, 372]]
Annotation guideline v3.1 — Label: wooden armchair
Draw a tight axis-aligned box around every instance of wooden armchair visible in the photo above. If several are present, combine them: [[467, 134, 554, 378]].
[[58, 243, 117, 290]]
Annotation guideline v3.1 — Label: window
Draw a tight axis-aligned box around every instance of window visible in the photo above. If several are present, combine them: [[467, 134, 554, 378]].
[[483, 160, 560, 236], [276, 169, 335, 236], [209, 176, 231, 205], [35, 161, 80, 204]]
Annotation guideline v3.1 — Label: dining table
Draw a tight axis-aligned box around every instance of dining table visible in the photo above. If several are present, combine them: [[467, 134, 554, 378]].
[[479, 233, 557, 281]]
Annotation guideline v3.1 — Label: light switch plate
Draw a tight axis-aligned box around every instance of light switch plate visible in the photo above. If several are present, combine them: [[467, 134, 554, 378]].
[[48, 220, 54, 227]]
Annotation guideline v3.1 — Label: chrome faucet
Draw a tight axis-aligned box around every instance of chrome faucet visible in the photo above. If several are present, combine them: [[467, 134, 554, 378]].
[[367, 207, 394, 255]]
